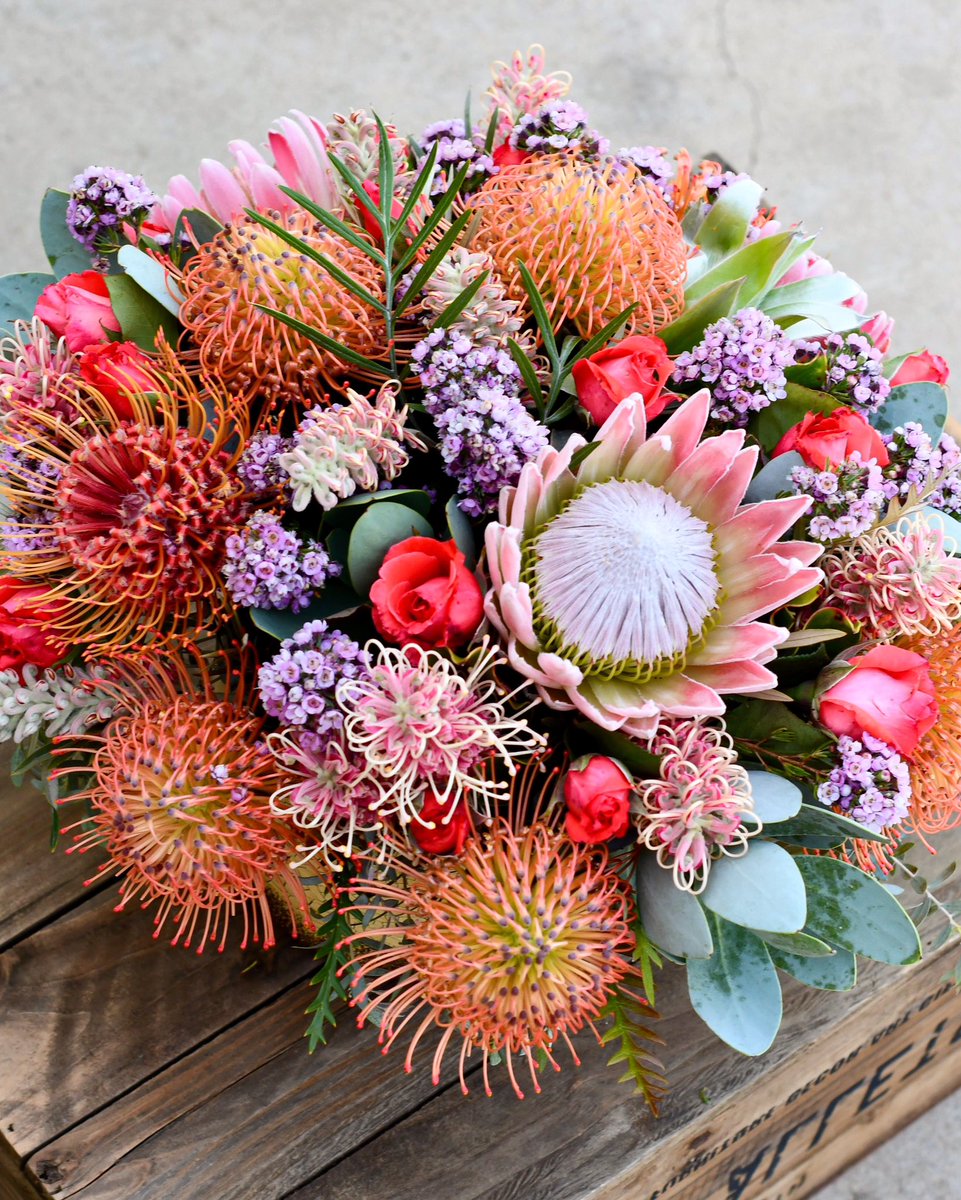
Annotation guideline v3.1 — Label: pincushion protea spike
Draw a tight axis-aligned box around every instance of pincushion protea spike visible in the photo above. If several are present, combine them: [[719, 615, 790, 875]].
[[0, 344, 250, 653], [899, 626, 961, 834], [340, 759, 654, 1101], [53, 648, 312, 953], [484, 391, 823, 739]]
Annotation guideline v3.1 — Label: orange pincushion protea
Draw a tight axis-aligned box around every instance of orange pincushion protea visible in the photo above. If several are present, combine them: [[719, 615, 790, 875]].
[[55, 650, 311, 953], [471, 155, 687, 339], [178, 208, 384, 408], [900, 627, 961, 833], [0, 347, 249, 653]]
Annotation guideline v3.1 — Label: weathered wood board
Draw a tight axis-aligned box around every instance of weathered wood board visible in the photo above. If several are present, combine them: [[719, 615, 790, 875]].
[[3, 770, 960, 1200]]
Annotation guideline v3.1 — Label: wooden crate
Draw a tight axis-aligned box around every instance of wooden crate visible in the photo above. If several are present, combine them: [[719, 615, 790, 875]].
[[3, 772, 961, 1200]]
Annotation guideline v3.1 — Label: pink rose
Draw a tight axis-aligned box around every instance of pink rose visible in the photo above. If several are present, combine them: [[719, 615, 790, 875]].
[[572, 334, 673, 426], [891, 350, 950, 387], [817, 645, 939, 757], [34, 271, 121, 353], [860, 312, 895, 356], [564, 756, 633, 844], [773, 407, 890, 470], [370, 536, 484, 651], [79, 341, 157, 420]]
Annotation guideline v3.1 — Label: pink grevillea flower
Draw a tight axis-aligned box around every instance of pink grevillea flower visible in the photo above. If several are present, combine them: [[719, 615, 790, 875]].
[[268, 730, 383, 868], [0, 319, 82, 422], [822, 520, 961, 639], [485, 44, 572, 139], [151, 110, 339, 237], [484, 391, 823, 739], [335, 640, 544, 825], [634, 716, 760, 892]]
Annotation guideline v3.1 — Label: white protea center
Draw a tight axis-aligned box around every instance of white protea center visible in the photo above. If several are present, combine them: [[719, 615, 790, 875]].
[[531, 479, 720, 672]]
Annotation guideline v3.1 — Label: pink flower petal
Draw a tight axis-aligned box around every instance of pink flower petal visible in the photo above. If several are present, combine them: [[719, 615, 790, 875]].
[[686, 621, 787, 667], [198, 159, 248, 223], [696, 445, 759, 524], [714, 495, 814, 559], [247, 162, 289, 213], [536, 651, 584, 688], [687, 660, 779, 694], [666, 429, 745, 509], [636, 671, 725, 717], [499, 583, 539, 650], [720, 564, 823, 623]]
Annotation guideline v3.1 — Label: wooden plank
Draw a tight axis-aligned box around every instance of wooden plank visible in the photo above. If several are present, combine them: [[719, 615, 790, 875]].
[[0, 884, 316, 1162], [0, 765, 105, 951]]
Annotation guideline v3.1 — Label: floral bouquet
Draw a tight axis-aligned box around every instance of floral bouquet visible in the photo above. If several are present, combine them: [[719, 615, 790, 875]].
[[2, 45, 959, 1111]]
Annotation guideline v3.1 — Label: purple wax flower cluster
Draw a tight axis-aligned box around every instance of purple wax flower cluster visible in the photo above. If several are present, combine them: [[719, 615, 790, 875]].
[[791, 458, 888, 542], [236, 431, 292, 495], [509, 101, 609, 158], [418, 119, 495, 194], [0, 445, 60, 557], [817, 732, 911, 833], [412, 328, 548, 517], [884, 423, 961, 515], [223, 511, 339, 613], [615, 146, 675, 197], [672, 307, 798, 425], [66, 166, 157, 256], [258, 619, 368, 744], [822, 332, 890, 414]]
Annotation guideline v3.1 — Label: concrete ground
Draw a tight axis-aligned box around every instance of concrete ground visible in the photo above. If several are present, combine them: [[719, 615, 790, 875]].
[[2, 1, 960, 1195]]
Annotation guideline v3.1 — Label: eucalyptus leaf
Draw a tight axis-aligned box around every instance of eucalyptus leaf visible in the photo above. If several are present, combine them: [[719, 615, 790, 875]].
[[746, 770, 803, 823], [333, 488, 433, 517], [171, 207, 223, 248], [743, 451, 803, 503], [347, 501, 432, 597], [754, 929, 836, 958], [871, 381, 947, 442], [636, 854, 713, 959], [40, 189, 94, 277], [772, 803, 889, 845], [701, 842, 806, 934], [797, 855, 922, 965], [776, 308, 862, 339], [762, 271, 862, 311], [0, 272, 55, 337], [686, 914, 783, 1055], [770, 943, 857, 990], [104, 273, 181, 351], [117, 245, 182, 316], [445, 496, 476, 567], [249, 584, 361, 639]]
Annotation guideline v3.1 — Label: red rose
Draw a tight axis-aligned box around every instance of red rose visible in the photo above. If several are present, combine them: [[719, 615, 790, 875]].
[[492, 143, 531, 169], [572, 335, 673, 426], [564, 756, 633, 844], [370, 536, 483, 651], [0, 578, 67, 675], [817, 645, 938, 757], [79, 341, 157, 420], [34, 271, 121, 353], [891, 350, 950, 387], [411, 792, 472, 855], [773, 407, 890, 470]]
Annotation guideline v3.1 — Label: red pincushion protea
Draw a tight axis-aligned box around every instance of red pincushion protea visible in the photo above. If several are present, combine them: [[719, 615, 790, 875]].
[[54, 650, 311, 953], [0, 345, 250, 652]]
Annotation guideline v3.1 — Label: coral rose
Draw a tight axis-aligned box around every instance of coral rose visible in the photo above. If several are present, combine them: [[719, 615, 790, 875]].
[[572, 334, 673, 426], [34, 270, 121, 353], [773, 407, 890, 470], [891, 350, 950, 387], [817, 645, 939, 757], [370, 536, 483, 651], [564, 756, 633, 844], [0, 578, 67, 675], [411, 791, 472, 855], [79, 341, 157, 420]]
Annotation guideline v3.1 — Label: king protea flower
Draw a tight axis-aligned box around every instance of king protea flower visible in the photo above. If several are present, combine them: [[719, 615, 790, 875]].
[[484, 391, 822, 738]]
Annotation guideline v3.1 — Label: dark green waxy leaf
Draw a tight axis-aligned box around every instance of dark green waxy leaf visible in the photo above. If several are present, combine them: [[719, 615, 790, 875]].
[[659, 280, 742, 354], [746, 770, 803, 823], [445, 496, 476, 567], [726, 699, 835, 761], [347, 501, 432, 597], [0, 272, 55, 337], [636, 854, 713, 959], [687, 230, 794, 308], [578, 724, 661, 777], [40, 188, 94, 277], [172, 207, 223, 249], [250, 584, 361, 639], [772, 803, 889, 846], [104, 273, 181, 352], [770, 943, 857, 990], [749, 382, 841, 453], [871, 381, 947, 442], [687, 914, 783, 1055], [701, 842, 806, 933], [744, 451, 803, 503], [797, 855, 922, 965], [754, 929, 836, 958], [330, 488, 433, 519]]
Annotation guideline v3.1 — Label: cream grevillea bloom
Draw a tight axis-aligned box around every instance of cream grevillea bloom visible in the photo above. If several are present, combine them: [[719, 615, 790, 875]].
[[484, 390, 822, 739]]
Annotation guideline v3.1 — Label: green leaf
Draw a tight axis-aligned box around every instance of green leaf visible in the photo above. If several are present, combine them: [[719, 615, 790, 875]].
[[770, 943, 857, 991], [0, 272, 56, 337], [762, 271, 862, 314], [305, 896, 352, 1051], [507, 339, 544, 409], [277, 186, 385, 262], [347, 501, 432, 597], [116, 245, 182, 316], [746, 770, 803, 823], [395, 162, 471, 274], [516, 260, 558, 360], [393, 208, 473, 319], [687, 231, 795, 308], [754, 929, 836, 958], [658, 280, 742, 355], [775, 307, 862, 339], [171, 207, 223, 249], [701, 842, 807, 934], [599, 986, 667, 1115], [871, 381, 948, 442], [686, 913, 783, 1055], [743, 451, 803, 504], [40, 188, 94, 278], [797, 856, 922, 965], [726, 699, 835, 761], [445, 496, 476, 567], [772, 803, 890, 846], [631, 922, 664, 1005], [749, 383, 841, 454], [330, 488, 433, 519], [104, 273, 181, 352], [580, 724, 661, 777], [637, 854, 713, 959], [693, 178, 764, 258], [373, 113, 396, 226], [249, 585, 361, 639], [327, 152, 384, 225], [255, 305, 391, 376]]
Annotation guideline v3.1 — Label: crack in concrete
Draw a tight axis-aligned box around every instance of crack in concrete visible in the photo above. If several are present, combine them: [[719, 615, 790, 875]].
[[715, 0, 764, 173]]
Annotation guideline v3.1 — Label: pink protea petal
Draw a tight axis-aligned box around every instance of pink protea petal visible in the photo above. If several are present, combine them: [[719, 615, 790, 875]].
[[666, 429, 745, 509], [635, 672, 726, 717], [687, 622, 788, 667], [622, 389, 710, 484], [537, 652, 584, 688], [719, 549, 814, 597], [695, 445, 759, 524], [565, 681, 632, 730], [773, 540, 823, 567], [165, 175, 204, 211], [499, 584, 539, 650], [198, 159, 249, 223], [686, 660, 780, 694], [578, 394, 647, 483], [713, 495, 814, 559], [270, 114, 337, 209], [720, 564, 823, 623], [246, 162, 289, 213], [228, 138, 271, 174], [502, 459, 542, 529], [587, 677, 664, 721]]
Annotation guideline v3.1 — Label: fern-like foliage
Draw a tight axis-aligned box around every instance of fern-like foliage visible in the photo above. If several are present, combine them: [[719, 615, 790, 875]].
[[599, 984, 667, 1116], [305, 895, 352, 1052]]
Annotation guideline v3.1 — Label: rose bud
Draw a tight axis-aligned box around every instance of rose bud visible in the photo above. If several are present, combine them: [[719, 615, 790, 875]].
[[34, 270, 121, 353], [772, 407, 890, 470], [564, 755, 633, 844], [815, 645, 938, 758], [370, 536, 484, 652], [0, 578, 68, 675], [411, 791, 472, 856], [79, 341, 157, 420], [891, 350, 950, 387], [572, 334, 673, 426], [861, 312, 895, 355]]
